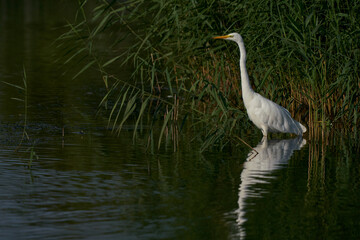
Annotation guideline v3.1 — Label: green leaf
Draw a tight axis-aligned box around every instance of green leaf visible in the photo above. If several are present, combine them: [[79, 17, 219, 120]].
[[72, 59, 96, 79], [158, 107, 173, 149]]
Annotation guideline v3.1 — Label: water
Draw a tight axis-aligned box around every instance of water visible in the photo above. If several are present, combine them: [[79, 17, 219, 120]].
[[0, 1, 359, 239]]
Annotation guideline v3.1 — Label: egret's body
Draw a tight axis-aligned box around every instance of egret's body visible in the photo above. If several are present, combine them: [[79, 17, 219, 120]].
[[213, 33, 306, 137]]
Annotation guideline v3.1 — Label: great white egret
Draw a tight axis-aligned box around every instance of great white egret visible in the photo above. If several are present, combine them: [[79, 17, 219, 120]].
[[213, 33, 306, 137]]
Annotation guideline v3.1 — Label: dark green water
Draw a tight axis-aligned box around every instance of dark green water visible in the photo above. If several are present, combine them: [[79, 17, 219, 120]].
[[0, 1, 359, 239]]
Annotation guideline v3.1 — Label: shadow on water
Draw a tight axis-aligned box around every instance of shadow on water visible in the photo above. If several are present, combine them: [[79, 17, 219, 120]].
[[234, 137, 306, 239]]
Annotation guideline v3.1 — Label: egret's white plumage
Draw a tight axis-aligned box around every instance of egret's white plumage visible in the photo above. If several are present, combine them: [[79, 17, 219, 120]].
[[213, 33, 306, 137]]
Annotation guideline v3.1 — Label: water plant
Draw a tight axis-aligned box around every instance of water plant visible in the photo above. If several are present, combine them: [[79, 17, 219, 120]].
[[59, 0, 360, 151], [3, 67, 39, 166]]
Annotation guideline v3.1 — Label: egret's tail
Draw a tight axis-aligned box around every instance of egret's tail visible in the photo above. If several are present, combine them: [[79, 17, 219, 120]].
[[300, 123, 307, 133]]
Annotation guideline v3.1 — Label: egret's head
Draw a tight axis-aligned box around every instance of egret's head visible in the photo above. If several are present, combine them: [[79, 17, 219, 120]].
[[213, 32, 243, 43]]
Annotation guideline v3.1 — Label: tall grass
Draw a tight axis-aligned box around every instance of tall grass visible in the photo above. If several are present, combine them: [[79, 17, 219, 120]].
[[59, 0, 360, 151], [3, 67, 39, 166]]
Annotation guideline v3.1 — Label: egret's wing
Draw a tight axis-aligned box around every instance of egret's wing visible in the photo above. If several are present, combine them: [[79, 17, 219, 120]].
[[271, 103, 302, 134], [251, 94, 303, 134]]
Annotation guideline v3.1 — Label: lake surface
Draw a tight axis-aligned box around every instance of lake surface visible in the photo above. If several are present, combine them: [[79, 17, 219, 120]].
[[0, 1, 359, 239]]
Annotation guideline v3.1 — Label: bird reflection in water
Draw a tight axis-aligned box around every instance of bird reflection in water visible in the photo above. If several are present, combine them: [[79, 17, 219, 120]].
[[235, 137, 306, 239]]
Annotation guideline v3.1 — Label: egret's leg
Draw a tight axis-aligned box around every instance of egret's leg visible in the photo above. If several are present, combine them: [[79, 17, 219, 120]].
[[261, 136, 268, 148], [261, 126, 268, 138]]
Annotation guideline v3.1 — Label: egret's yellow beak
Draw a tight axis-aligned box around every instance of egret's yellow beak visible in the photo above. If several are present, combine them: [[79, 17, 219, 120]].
[[212, 35, 231, 39]]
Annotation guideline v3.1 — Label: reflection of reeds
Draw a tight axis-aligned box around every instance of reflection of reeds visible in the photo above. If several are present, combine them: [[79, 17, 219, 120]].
[[307, 127, 327, 191], [307, 122, 360, 193], [59, 0, 360, 151], [305, 128, 360, 238]]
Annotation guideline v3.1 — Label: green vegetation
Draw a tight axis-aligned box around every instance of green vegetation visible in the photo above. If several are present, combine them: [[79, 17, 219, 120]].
[[59, 0, 360, 151], [3, 67, 39, 166]]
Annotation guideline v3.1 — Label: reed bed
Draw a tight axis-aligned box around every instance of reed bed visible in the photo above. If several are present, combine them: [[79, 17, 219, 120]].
[[58, 0, 360, 151]]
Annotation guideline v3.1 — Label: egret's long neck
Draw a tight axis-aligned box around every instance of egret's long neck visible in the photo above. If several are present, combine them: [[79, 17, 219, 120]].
[[237, 40, 254, 102]]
